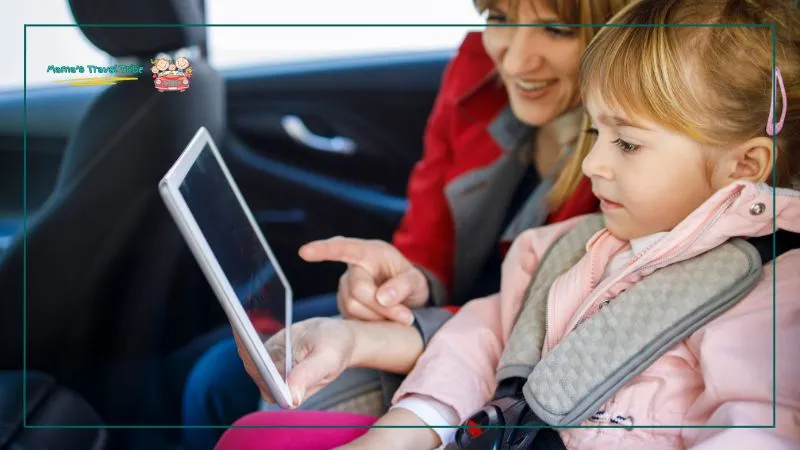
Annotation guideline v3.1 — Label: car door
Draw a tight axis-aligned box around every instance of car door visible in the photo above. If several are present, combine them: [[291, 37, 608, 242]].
[[3, 0, 482, 312], [216, 49, 451, 302], [1, 47, 461, 306]]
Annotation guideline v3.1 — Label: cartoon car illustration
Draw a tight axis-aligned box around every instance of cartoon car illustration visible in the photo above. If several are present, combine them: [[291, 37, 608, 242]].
[[154, 73, 189, 92]]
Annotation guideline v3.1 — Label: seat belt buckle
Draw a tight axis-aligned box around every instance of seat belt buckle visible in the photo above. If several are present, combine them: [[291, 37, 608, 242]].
[[444, 394, 546, 450]]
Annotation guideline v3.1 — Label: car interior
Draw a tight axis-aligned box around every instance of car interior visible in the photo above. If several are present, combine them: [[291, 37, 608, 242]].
[[0, 0, 455, 448]]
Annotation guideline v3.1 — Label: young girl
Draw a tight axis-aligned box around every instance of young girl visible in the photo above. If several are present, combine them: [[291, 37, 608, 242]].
[[215, 0, 800, 448]]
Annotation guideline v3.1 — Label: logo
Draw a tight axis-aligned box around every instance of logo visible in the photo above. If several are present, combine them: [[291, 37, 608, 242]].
[[47, 64, 143, 86], [150, 53, 192, 93]]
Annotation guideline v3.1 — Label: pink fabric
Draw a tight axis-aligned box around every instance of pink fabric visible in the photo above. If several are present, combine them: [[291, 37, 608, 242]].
[[393, 181, 800, 449], [214, 411, 377, 450]]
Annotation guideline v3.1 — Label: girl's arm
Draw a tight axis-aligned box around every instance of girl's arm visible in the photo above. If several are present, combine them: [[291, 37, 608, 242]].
[[335, 217, 590, 449], [348, 319, 425, 374], [390, 216, 588, 421], [334, 408, 442, 450], [682, 252, 800, 449]]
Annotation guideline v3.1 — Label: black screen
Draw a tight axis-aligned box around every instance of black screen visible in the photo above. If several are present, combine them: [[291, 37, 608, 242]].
[[179, 146, 286, 339]]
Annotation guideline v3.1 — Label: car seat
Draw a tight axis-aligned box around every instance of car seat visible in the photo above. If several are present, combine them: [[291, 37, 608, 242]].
[[0, 0, 226, 430]]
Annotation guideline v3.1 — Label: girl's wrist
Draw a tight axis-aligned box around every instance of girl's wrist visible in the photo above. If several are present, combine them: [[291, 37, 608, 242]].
[[346, 319, 424, 374]]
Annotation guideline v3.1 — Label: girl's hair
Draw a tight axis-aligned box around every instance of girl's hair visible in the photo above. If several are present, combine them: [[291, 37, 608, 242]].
[[580, 0, 800, 188], [473, 0, 635, 209]]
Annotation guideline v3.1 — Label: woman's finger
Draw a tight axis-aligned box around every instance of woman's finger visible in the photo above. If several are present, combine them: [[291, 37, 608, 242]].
[[337, 271, 384, 321], [341, 295, 385, 321], [375, 268, 429, 309]]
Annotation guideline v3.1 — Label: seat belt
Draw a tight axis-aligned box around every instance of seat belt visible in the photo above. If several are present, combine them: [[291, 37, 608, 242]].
[[446, 214, 799, 449]]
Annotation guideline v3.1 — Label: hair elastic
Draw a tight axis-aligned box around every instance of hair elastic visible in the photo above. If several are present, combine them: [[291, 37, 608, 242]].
[[766, 68, 787, 136]]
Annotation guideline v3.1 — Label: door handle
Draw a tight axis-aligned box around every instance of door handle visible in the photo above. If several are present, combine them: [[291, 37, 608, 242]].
[[280, 115, 357, 155]]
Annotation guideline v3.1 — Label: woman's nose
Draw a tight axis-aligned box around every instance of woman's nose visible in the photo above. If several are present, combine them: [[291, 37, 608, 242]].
[[501, 29, 544, 77]]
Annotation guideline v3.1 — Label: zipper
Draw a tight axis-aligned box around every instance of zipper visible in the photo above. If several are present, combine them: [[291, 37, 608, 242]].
[[544, 231, 606, 353], [544, 288, 552, 355], [636, 190, 742, 273], [564, 189, 743, 333]]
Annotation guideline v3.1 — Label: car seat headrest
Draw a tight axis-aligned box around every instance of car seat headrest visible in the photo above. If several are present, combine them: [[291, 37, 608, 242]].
[[67, 0, 205, 58]]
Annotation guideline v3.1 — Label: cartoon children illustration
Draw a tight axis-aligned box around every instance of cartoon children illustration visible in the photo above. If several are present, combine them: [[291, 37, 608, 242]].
[[154, 55, 170, 76], [151, 53, 190, 92], [175, 56, 191, 77]]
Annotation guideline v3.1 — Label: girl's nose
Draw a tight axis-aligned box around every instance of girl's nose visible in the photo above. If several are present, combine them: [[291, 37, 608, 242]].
[[582, 143, 613, 181]]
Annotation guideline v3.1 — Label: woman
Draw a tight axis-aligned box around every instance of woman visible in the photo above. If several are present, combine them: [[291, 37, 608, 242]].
[[183, 0, 630, 448]]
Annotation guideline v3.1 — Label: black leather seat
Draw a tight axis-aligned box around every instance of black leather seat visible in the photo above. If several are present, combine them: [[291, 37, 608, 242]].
[[0, 0, 227, 436], [0, 371, 108, 450]]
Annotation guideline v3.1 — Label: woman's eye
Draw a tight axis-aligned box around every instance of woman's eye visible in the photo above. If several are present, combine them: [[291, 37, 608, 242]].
[[486, 10, 507, 23], [584, 127, 598, 136], [545, 26, 576, 37], [612, 138, 641, 154]]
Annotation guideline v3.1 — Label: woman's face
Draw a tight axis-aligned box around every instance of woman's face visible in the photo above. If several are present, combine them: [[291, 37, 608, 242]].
[[482, 0, 583, 126]]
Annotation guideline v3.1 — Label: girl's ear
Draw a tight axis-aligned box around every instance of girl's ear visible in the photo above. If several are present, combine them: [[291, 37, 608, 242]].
[[716, 137, 775, 186]]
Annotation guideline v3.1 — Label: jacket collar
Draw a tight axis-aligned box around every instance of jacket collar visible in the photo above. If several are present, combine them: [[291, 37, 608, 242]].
[[587, 181, 800, 276], [567, 182, 799, 334]]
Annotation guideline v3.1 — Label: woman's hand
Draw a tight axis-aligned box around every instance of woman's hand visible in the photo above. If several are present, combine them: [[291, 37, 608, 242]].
[[233, 317, 355, 407], [234, 317, 425, 407], [298, 237, 431, 324]]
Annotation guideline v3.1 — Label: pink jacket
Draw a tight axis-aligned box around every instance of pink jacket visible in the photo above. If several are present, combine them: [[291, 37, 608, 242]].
[[393, 181, 800, 449]]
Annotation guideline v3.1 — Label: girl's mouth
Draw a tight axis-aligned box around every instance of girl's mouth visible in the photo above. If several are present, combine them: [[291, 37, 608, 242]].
[[597, 194, 623, 210]]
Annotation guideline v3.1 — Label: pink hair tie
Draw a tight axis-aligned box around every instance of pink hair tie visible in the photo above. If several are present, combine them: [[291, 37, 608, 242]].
[[766, 68, 787, 136]]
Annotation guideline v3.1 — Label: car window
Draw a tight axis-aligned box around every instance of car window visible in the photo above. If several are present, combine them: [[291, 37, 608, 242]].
[[2, 0, 486, 90], [206, 0, 484, 69], [3, 1, 111, 91]]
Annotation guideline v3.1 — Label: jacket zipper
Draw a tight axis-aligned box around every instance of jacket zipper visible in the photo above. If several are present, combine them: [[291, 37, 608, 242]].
[[564, 189, 743, 333], [636, 190, 742, 273], [544, 231, 607, 353]]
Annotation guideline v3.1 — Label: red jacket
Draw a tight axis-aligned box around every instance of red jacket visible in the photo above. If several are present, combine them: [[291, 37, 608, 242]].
[[391, 32, 598, 303]]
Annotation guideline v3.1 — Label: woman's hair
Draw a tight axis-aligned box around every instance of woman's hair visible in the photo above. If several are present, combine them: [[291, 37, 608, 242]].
[[580, 0, 800, 188], [473, 0, 635, 209]]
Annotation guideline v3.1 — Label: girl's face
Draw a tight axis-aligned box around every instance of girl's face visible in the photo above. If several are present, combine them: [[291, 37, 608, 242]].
[[482, 0, 583, 126], [581, 94, 720, 240]]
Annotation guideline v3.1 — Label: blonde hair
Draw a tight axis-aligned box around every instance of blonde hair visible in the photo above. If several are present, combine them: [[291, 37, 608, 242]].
[[581, 0, 800, 188], [474, 0, 635, 209]]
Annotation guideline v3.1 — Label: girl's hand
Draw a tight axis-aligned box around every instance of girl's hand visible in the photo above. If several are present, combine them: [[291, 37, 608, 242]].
[[234, 317, 356, 407], [235, 317, 425, 407]]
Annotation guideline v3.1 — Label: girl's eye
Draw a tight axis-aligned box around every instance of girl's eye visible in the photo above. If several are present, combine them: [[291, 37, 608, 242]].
[[584, 127, 598, 136], [545, 26, 576, 37], [612, 138, 641, 154]]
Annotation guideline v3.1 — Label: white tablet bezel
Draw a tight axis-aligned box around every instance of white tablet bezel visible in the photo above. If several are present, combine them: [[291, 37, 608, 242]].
[[158, 126, 294, 408]]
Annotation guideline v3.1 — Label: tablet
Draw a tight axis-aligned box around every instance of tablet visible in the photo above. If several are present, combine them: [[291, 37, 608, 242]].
[[159, 127, 293, 408]]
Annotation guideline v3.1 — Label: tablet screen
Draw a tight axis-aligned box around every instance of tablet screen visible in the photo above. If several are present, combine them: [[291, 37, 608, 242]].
[[179, 145, 287, 340]]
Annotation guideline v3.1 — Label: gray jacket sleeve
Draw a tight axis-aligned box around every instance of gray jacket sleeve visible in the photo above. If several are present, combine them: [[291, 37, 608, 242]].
[[379, 306, 455, 408], [416, 265, 449, 307], [410, 306, 454, 347]]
